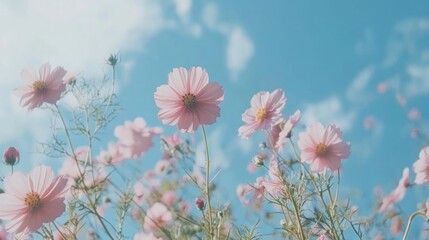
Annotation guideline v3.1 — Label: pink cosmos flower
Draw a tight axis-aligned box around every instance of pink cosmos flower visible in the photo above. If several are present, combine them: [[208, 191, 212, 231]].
[[133, 181, 149, 205], [154, 67, 224, 133], [161, 191, 177, 207], [298, 122, 351, 172], [378, 168, 410, 213], [411, 128, 420, 138], [413, 146, 429, 184], [15, 63, 67, 110], [0, 165, 69, 233], [377, 82, 388, 94], [408, 108, 421, 121], [390, 216, 402, 236], [273, 110, 301, 152], [96, 142, 128, 165], [144, 203, 173, 232], [134, 232, 163, 240], [262, 158, 284, 197], [236, 184, 252, 204], [114, 117, 162, 159], [363, 116, 374, 130], [238, 89, 286, 139]]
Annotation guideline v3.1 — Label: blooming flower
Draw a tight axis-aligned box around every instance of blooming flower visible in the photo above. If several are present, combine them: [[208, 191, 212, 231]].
[[3, 147, 20, 166], [298, 122, 351, 172], [378, 168, 410, 213], [413, 146, 429, 184], [144, 203, 173, 232], [0, 166, 69, 233], [154, 67, 224, 133], [15, 63, 68, 110], [238, 89, 286, 139], [114, 117, 162, 160], [161, 191, 177, 207]]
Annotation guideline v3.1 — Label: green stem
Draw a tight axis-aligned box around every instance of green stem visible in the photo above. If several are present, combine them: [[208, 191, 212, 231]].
[[202, 126, 214, 239], [402, 211, 425, 240]]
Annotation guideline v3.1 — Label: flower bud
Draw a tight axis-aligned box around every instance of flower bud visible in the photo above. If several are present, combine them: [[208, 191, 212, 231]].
[[252, 152, 267, 167], [3, 147, 19, 166], [195, 198, 205, 211]]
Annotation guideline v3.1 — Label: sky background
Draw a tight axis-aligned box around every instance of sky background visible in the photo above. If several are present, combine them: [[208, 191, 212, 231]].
[[1, 0, 429, 238]]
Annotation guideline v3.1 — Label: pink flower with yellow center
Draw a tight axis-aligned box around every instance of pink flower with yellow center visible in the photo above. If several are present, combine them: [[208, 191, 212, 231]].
[[0, 166, 69, 234], [154, 67, 224, 133], [298, 122, 351, 173], [238, 89, 286, 139], [15, 63, 68, 110]]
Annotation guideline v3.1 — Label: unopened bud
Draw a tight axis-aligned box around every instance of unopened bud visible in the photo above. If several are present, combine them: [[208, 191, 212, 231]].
[[107, 54, 119, 67], [195, 198, 205, 211], [252, 153, 267, 167], [217, 211, 224, 219], [3, 147, 19, 166], [259, 142, 267, 149]]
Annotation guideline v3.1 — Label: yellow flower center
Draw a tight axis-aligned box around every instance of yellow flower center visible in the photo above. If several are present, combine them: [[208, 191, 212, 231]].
[[182, 93, 197, 109], [32, 80, 46, 93], [316, 143, 329, 157], [255, 108, 267, 121], [25, 191, 41, 210]]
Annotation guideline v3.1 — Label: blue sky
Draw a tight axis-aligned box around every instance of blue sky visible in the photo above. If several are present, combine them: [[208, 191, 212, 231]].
[[1, 0, 429, 238]]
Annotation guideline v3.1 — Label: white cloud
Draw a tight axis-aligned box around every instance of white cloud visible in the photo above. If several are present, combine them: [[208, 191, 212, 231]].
[[346, 66, 375, 103], [227, 28, 255, 80], [383, 18, 429, 67], [0, 0, 168, 165], [202, 3, 254, 80], [301, 96, 357, 132], [405, 64, 429, 97]]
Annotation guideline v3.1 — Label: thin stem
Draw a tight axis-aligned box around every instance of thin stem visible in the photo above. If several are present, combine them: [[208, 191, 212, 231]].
[[202, 126, 214, 239], [402, 211, 426, 240], [55, 104, 115, 240]]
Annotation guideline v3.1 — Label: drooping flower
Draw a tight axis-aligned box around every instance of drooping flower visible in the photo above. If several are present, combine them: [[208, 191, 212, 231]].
[[114, 117, 162, 160], [154, 67, 224, 133], [238, 89, 286, 139], [143, 203, 173, 232], [298, 122, 351, 172], [3, 147, 20, 166], [0, 166, 69, 233], [15, 63, 68, 110], [378, 168, 410, 213], [273, 110, 301, 152], [261, 158, 285, 197]]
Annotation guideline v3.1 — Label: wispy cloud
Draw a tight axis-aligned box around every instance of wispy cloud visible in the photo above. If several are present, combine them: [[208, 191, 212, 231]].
[[0, 0, 168, 165], [301, 96, 357, 132], [346, 66, 375, 104], [202, 2, 254, 80]]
